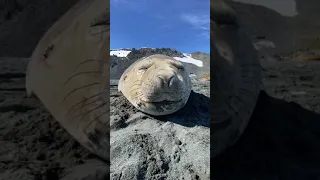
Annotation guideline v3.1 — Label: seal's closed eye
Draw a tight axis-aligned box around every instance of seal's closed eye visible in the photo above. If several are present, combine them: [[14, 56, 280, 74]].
[[174, 64, 185, 71], [138, 66, 151, 71], [137, 64, 152, 74], [168, 61, 185, 71]]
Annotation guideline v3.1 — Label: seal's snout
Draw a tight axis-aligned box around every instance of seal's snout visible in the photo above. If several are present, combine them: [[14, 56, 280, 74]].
[[157, 74, 177, 88]]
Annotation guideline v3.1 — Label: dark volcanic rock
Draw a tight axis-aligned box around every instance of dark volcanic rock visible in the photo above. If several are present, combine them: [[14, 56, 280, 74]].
[[127, 48, 185, 61]]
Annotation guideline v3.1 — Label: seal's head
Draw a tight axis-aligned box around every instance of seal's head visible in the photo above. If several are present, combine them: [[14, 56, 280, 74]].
[[118, 54, 192, 116]]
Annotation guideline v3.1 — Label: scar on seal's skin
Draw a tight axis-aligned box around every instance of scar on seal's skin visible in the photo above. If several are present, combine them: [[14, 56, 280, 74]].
[[42, 44, 55, 67]]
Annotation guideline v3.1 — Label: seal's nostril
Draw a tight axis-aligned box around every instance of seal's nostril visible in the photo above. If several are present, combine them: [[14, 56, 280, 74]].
[[157, 75, 175, 88], [168, 75, 175, 87], [157, 76, 165, 88]]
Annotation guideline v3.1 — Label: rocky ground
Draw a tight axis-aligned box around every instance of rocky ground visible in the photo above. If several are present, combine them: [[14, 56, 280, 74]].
[[110, 79, 210, 179]]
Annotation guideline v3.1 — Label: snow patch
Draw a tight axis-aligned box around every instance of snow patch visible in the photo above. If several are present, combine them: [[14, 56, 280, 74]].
[[110, 50, 131, 57], [141, 47, 155, 49], [173, 53, 203, 67]]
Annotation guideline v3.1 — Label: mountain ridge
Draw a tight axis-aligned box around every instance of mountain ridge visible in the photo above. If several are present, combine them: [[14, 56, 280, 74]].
[[110, 47, 210, 79]]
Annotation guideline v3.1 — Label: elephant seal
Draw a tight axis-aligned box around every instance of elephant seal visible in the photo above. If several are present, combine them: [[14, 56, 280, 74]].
[[25, 0, 110, 161], [211, 0, 261, 158], [118, 54, 192, 116]]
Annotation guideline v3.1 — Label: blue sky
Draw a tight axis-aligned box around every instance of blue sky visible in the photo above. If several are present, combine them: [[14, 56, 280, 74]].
[[110, 0, 210, 53]]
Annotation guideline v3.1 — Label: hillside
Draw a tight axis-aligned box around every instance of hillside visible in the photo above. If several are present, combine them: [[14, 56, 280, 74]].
[[110, 48, 210, 79]]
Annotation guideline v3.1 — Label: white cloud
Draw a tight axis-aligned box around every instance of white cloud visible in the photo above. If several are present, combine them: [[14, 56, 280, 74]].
[[180, 13, 210, 39], [180, 14, 209, 30]]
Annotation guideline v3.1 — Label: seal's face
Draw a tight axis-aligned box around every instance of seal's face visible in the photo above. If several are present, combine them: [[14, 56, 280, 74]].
[[137, 57, 188, 102], [118, 55, 192, 116]]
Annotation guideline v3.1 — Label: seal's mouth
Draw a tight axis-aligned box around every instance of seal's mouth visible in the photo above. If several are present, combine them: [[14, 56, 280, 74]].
[[140, 99, 183, 104], [139, 91, 183, 103]]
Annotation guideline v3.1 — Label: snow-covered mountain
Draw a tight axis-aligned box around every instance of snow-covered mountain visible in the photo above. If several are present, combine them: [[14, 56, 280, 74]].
[[110, 48, 210, 79], [110, 49, 204, 67]]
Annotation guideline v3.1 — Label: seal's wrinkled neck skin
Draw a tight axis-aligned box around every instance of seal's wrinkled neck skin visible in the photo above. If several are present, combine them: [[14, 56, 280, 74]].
[[118, 55, 192, 116]]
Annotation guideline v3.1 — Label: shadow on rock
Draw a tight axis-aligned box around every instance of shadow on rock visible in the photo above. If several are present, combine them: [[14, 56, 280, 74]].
[[212, 90, 320, 180], [158, 91, 210, 128]]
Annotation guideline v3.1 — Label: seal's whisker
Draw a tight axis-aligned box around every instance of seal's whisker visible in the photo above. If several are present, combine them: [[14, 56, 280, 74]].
[[90, 28, 108, 40], [66, 95, 104, 119], [65, 92, 106, 119], [62, 82, 100, 103], [131, 80, 142, 83], [92, 108, 110, 124], [128, 88, 141, 96], [129, 83, 143, 89], [77, 99, 104, 119], [77, 102, 107, 130], [63, 70, 102, 86], [69, 89, 110, 120], [74, 58, 105, 72], [129, 80, 143, 88], [127, 82, 142, 88], [73, 97, 105, 119]]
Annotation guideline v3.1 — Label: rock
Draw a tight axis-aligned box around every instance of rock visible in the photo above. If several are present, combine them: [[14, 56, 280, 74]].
[[290, 91, 307, 97], [0, 169, 34, 180], [0, 141, 18, 162], [61, 159, 109, 180]]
